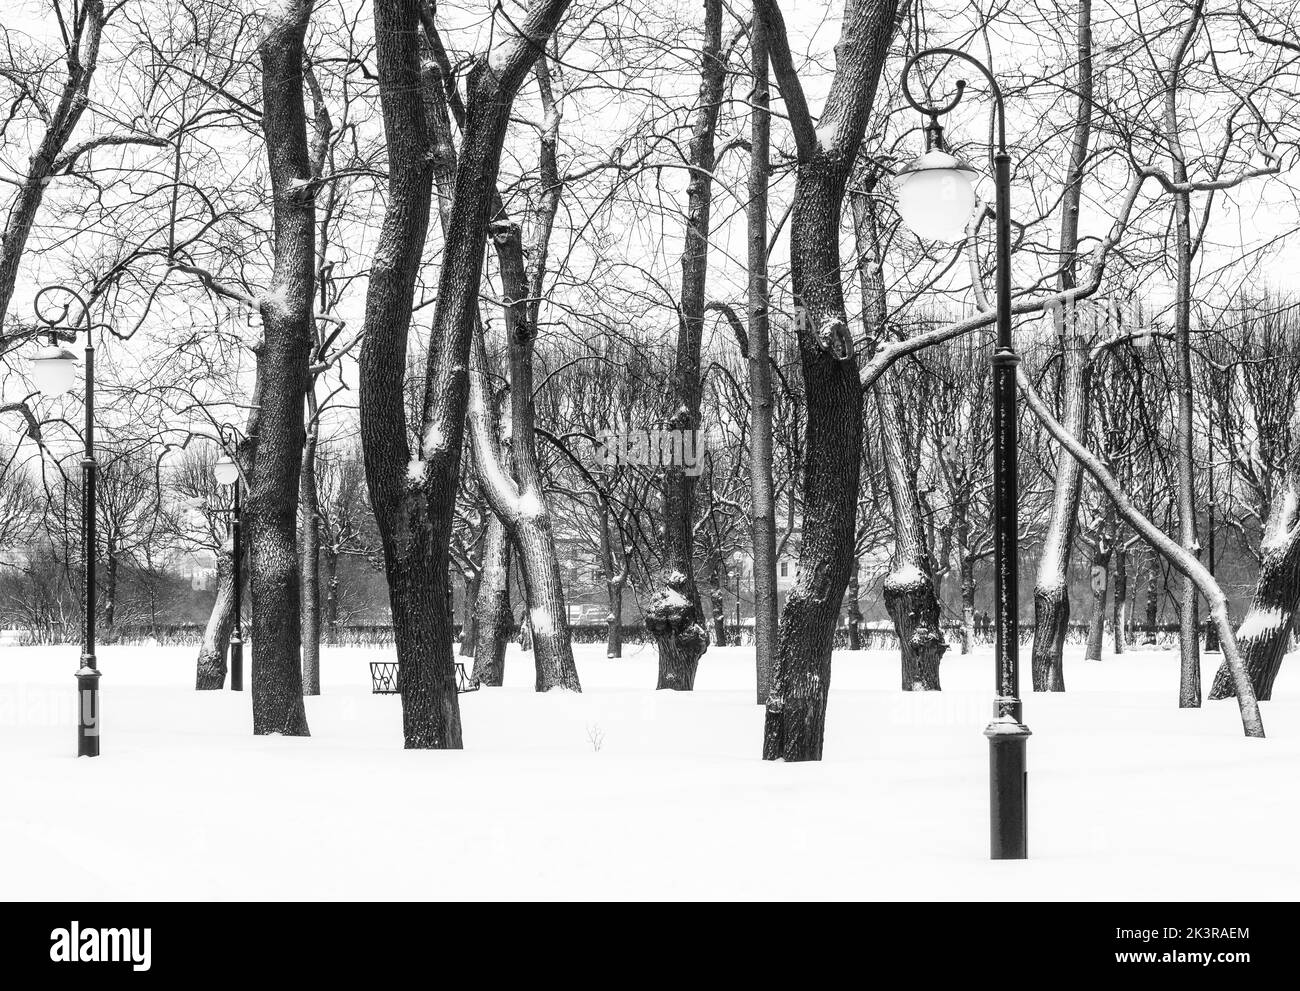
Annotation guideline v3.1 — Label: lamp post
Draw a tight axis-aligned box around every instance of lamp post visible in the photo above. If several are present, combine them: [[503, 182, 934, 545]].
[[897, 49, 1030, 860], [212, 424, 245, 690], [30, 286, 99, 757]]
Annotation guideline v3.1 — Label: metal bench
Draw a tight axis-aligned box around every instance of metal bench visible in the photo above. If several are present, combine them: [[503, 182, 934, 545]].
[[370, 661, 479, 695]]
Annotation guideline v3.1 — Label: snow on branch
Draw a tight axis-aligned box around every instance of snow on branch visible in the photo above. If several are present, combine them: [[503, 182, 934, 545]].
[[1016, 365, 1265, 738]]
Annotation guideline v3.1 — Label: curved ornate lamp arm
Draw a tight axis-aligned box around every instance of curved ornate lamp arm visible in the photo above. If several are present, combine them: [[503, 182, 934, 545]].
[[900, 47, 1006, 154], [218, 421, 246, 451], [33, 284, 94, 343]]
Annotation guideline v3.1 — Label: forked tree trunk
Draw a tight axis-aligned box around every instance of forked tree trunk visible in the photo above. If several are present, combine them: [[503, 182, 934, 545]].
[[648, 0, 724, 691], [438, 42, 579, 693], [360, 0, 569, 746], [196, 553, 234, 690], [472, 513, 512, 686], [245, 1, 316, 736], [758, 0, 903, 761], [1209, 484, 1300, 701], [0, 2, 120, 328]]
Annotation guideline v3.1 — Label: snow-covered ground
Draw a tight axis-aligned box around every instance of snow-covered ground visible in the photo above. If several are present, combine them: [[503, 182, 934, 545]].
[[1, 640, 1297, 900]]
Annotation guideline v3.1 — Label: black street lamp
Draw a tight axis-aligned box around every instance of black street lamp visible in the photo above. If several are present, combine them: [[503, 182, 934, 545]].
[[30, 286, 100, 758], [212, 424, 245, 691], [897, 48, 1030, 860]]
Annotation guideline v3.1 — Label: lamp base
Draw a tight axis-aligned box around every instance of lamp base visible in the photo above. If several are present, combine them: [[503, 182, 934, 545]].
[[985, 716, 1030, 860]]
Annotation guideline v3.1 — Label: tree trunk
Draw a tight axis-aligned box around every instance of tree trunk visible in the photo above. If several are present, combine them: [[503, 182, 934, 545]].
[[439, 43, 580, 694], [196, 552, 234, 690], [472, 513, 512, 687], [1165, 0, 1204, 707], [245, 2, 316, 737], [359, 0, 456, 748], [1031, 342, 1088, 691], [960, 550, 977, 655], [0, 2, 108, 328], [1031, 0, 1093, 692], [1209, 483, 1300, 701], [322, 545, 339, 639], [851, 158, 945, 689], [300, 422, 321, 695], [1020, 364, 1264, 736], [363, 0, 569, 744], [1112, 543, 1128, 655], [874, 371, 946, 689], [758, 0, 903, 761], [648, 0, 725, 692], [747, 5, 778, 701], [1084, 538, 1111, 661], [846, 561, 863, 651], [459, 566, 480, 658], [1144, 564, 1159, 644], [104, 539, 118, 631], [605, 581, 624, 658], [710, 553, 728, 646]]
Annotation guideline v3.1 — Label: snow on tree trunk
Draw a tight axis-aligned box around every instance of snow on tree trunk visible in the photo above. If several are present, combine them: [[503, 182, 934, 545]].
[[648, 0, 724, 692], [1165, 7, 1203, 708], [1032, 0, 1093, 691], [1018, 364, 1264, 737], [758, 0, 902, 760], [471, 514, 512, 686], [1209, 485, 1300, 701], [1031, 339, 1088, 692], [323, 545, 339, 640], [605, 583, 623, 659], [245, 1, 317, 737], [196, 552, 234, 690], [874, 372, 946, 690], [710, 558, 728, 646], [854, 158, 945, 690], [514, 517, 581, 692]]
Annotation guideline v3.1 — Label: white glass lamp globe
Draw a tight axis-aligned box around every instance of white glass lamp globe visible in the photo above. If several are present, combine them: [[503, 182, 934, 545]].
[[212, 456, 239, 486], [894, 151, 979, 242], [30, 344, 78, 395]]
